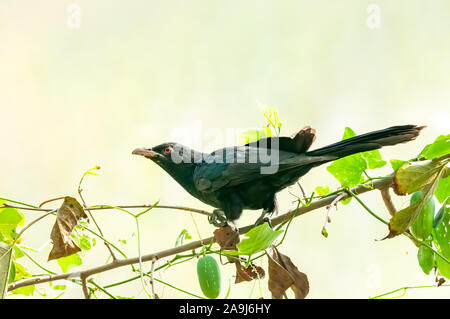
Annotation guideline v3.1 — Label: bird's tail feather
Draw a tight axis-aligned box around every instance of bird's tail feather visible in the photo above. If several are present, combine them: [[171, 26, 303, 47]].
[[305, 125, 425, 159]]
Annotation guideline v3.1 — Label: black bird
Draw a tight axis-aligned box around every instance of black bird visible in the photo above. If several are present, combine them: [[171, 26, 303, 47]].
[[132, 125, 424, 226]]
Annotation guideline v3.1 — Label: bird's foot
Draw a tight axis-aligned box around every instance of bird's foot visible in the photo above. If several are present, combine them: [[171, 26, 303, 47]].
[[254, 215, 273, 229], [208, 209, 228, 228]]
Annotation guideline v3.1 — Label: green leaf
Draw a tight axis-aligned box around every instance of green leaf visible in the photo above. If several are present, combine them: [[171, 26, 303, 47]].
[[362, 149, 387, 169], [13, 246, 24, 259], [0, 207, 25, 242], [12, 262, 29, 281], [436, 253, 450, 279], [390, 159, 409, 172], [11, 284, 35, 296], [327, 127, 367, 187], [79, 237, 92, 251], [433, 198, 449, 228], [57, 253, 83, 273], [417, 243, 435, 275], [435, 176, 449, 204], [0, 243, 14, 298], [410, 193, 435, 240], [9, 262, 35, 296], [327, 155, 366, 187], [393, 159, 447, 196], [70, 226, 93, 251], [8, 260, 15, 284], [175, 229, 192, 247], [52, 285, 66, 291], [238, 127, 271, 145], [340, 197, 352, 205], [434, 202, 450, 258], [259, 104, 280, 128], [315, 186, 331, 196], [225, 223, 283, 256], [419, 134, 450, 160], [342, 126, 357, 140]]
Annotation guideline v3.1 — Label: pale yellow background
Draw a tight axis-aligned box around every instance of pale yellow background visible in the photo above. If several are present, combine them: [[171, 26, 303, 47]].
[[1, 1, 449, 298]]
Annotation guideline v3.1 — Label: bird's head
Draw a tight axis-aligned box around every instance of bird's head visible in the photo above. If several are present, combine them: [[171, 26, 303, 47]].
[[132, 142, 177, 160], [132, 142, 204, 168], [132, 142, 203, 191]]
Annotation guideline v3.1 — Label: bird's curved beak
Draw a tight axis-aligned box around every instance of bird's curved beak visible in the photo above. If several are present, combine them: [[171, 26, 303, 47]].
[[132, 147, 159, 158]]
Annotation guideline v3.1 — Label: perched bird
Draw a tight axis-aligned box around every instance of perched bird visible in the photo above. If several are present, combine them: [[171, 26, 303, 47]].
[[132, 125, 424, 226]]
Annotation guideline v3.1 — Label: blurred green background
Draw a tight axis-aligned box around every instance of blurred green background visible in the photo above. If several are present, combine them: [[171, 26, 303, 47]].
[[1, 1, 449, 298]]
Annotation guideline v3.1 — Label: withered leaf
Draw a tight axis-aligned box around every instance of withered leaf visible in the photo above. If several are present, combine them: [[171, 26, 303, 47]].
[[268, 246, 309, 299], [234, 261, 265, 284], [393, 159, 447, 196], [214, 226, 240, 251], [48, 197, 88, 261], [386, 160, 446, 239]]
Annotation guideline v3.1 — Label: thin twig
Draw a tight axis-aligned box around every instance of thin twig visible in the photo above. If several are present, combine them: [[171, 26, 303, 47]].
[[80, 274, 89, 299], [15, 210, 57, 244], [79, 188, 118, 262], [322, 192, 346, 236], [370, 284, 450, 299], [150, 257, 158, 299], [0, 209, 57, 263], [38, 196, 67, 208], [0, 204, 212, 217], [297, 182, 307, 199], [77, 166, 118, 261], [91, 204, 212, 217], [380, 188, 397, 217]]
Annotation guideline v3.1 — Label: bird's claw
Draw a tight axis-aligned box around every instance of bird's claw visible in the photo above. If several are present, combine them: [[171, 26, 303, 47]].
[[209, 209, 228, 228], [253, 215, 273, 229]]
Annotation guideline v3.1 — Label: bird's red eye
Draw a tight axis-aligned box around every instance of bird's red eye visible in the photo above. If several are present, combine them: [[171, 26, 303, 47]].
[[164, 147, 172, 155]]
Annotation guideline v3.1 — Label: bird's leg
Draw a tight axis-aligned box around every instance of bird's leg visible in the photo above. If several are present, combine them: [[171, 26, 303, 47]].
[[254, 209, 273, 228], [208, 209, 228, 227], [254, 196, 276, 228]]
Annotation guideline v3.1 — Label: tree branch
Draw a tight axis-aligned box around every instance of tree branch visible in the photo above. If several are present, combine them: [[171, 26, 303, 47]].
[[0, 204, 212, 217], [80, 274, 89, 299], [8, 177, 393, 293], [380, 188, 397, 217]]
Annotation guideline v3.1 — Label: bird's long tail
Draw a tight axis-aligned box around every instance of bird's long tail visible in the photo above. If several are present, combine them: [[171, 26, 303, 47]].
[[305, 125, 425, 159]]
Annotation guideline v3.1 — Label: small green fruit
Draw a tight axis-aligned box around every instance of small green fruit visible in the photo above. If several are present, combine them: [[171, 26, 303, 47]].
[[197, 255, 221, 299], [410, 191, 435, 240]]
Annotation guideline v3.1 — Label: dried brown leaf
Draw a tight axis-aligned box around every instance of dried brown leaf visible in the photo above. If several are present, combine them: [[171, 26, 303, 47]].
[[437, 277, 446, 287], [268, 256, 294, 298], [268, 246, 309, 299], [48, 197, 87, 261], [385, 160, 446, 239], [214, 226, 240, 251], [234, 261, 265, 284]]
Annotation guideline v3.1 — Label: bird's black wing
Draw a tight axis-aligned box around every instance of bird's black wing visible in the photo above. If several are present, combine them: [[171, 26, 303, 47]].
[[193, 144, 334, 193]]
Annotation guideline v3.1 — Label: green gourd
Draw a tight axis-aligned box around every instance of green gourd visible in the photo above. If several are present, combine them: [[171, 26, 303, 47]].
[[410, 191, 435, 240], [197, 255, 221, 299]]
